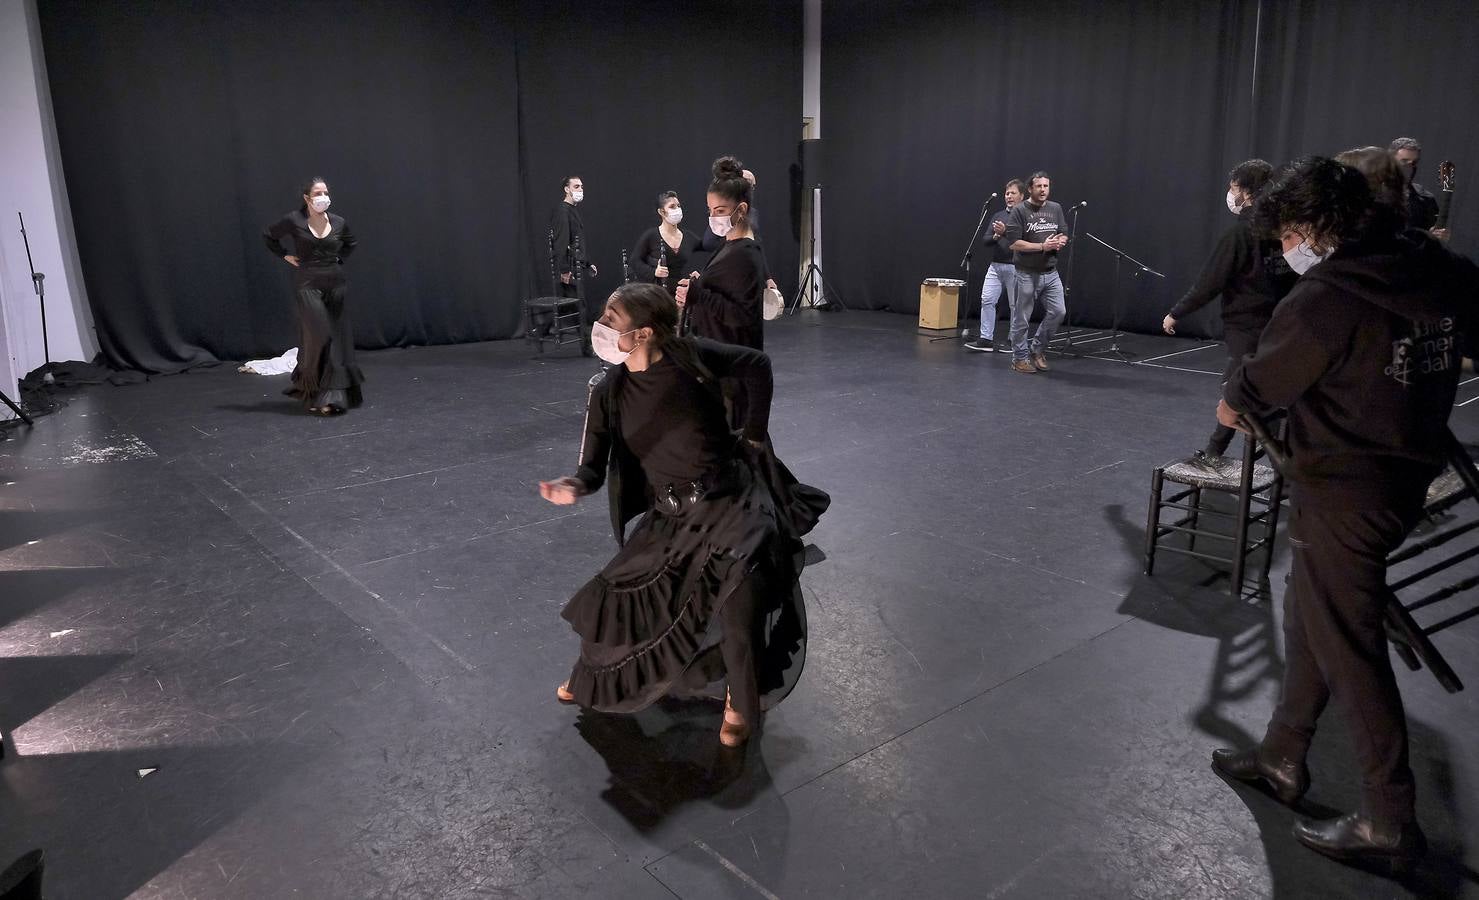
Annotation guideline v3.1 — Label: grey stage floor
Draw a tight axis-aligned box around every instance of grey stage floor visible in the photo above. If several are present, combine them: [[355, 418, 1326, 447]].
[[1, 311, 1476, 899]]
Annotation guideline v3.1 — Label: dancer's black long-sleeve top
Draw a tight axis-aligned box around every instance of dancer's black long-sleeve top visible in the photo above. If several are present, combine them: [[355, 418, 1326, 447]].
[[630, 227, 701, 294], [575, 338, 773, 543], [263, 210, 358, 286], [550, 202, 586, 276], [1167, 217, 1296, 332], [684, 238, 768, 349]]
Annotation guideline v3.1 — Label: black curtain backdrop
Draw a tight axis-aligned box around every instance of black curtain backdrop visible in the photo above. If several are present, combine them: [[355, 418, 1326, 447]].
[[39, 0, 800, 373], [821, 0, 1479, 339], [513, 0, 801, 321]]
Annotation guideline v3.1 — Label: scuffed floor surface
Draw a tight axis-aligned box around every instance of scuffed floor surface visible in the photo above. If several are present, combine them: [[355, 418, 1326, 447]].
[[1, 312, 1476, 898]]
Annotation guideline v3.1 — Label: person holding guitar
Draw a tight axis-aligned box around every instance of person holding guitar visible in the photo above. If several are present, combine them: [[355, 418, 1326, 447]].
[[1390, 137, 1451, 241], [628, 191, 701, 297]]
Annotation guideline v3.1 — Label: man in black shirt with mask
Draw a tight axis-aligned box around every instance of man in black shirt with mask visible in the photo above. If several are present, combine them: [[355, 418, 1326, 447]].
[[1212, 156, 1479, 875], [1162, 159, 1296, 465], [551, 175, 597, 298]]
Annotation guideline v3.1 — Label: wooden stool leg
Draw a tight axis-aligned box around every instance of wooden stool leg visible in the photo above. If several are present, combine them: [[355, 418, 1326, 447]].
[[1186, 487, 1202, 554], [1145, 468, 1165, 575]]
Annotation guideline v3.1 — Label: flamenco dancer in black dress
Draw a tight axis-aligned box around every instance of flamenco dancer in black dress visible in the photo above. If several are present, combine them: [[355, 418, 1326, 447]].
[[263, 177, 363, 415], [677, 157, 769, 350], [539, 283, 828, 747], [629, 191, 702, 297]]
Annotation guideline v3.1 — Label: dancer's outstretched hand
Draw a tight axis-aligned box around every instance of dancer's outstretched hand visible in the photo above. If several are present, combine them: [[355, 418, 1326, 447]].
[[539, 477, 585, 505]]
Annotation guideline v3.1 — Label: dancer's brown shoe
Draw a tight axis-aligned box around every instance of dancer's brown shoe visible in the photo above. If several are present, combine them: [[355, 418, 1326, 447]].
[[719, 693, 751, 747], [556, 683, 575, 703]]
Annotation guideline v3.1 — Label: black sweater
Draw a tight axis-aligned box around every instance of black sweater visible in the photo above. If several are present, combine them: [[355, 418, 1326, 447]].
[[262, 210, 357, 286], [1168, 216, 1297, 332], [550, 201, 586, 275], [575, 338, 774, 543], [630, 227, 701, 295], [1224, 230, 1479, 507], [685, 238, 768, 350], [985, 208, 1014, 265]]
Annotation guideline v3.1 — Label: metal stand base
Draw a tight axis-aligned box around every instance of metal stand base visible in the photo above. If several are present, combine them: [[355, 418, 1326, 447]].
[[0, 388, 32, 426]]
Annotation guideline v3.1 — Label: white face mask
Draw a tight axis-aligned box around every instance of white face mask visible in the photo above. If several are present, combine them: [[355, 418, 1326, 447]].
[[708, 214, 733, 238], [1283, 240, 1330, 275], [591, 321, 637, 365], [571, 189, 584, 203], [664, 208, 683, 225], [1225, 190, 1243, 214], [310, 195, 331, 213]]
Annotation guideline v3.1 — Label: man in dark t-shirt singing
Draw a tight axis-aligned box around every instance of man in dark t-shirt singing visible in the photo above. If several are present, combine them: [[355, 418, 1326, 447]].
[[1003, 172, 1070, 373]]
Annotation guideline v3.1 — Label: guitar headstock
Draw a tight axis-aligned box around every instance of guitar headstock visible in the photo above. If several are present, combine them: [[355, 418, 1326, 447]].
[[1439, 160, 1456, 192]]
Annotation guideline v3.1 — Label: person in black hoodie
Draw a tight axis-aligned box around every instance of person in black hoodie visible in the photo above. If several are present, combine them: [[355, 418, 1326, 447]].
[[1162, 159, 1296, 464], [538, 283, 829, 748], [1210, 156, 1479, 875]]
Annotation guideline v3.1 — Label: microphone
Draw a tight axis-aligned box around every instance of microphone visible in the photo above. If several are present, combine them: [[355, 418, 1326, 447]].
[[1070, 201, 1088, 210]]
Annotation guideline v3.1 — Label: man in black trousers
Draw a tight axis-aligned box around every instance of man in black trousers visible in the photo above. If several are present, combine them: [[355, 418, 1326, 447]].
[[1212, 156, 1478, 876], [549, 176, 597, 348]]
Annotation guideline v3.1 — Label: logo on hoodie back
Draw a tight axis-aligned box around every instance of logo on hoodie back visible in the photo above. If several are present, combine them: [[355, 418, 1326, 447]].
[[1386, 317, 1458, 386]]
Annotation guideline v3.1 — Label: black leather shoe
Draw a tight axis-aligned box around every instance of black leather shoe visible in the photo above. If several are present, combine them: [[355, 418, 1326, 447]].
[[1293, 813, 1426, 877], [1211, 747, 1309, 805]]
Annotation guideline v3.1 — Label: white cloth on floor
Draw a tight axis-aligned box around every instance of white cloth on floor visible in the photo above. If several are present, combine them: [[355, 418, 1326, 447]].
[[238, 347, 298, 375]]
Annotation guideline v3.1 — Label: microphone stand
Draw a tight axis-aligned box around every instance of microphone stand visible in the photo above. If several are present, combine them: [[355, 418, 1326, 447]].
[[4, 214, 44, 423], [1056, 203, 1086, 356], [19, 212, 50, 373], [931, 194, 995, 343], [1082, 231, 1165, 362]]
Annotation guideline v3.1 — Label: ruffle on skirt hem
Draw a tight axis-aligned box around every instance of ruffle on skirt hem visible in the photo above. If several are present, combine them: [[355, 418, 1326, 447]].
[[561, 458, 819, 715]]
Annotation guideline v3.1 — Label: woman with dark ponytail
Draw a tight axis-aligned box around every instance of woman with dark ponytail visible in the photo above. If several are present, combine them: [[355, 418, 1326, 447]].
[[538, 283, 828, 747], [262, 177, 363, 415], [676, 156, 770, 350]]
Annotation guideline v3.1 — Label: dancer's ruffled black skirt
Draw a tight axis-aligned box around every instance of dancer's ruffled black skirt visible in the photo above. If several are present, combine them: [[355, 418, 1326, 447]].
[[561, 450, 827, 714], [285, 275, 364, 410]]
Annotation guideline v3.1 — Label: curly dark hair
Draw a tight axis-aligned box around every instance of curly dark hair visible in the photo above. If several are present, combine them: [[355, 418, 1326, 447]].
[[1226, 159, 1272, 196], [1252, 156, 1374, 251]]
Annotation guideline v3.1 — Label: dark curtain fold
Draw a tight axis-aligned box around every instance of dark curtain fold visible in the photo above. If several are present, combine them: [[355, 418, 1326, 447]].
[[511, 0, 802, 317], [821, 0, 1477, 339], [37, 0, 801, 374]]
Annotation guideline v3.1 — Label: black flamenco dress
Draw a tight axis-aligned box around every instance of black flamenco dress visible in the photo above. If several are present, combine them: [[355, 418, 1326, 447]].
[[629, 226, 702, 297], [560, 338, 829, 724], [262, 210, 363, 410]]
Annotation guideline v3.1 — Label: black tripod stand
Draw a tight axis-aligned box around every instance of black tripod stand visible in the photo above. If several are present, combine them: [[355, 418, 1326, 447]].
[[932, 192, 997, 343], [1081, 231, 1165, 362], [4, 213, 41, 427], [788, 186, 847, 314]]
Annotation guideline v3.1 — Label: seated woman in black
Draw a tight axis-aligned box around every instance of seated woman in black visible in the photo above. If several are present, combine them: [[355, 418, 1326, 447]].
[[629, 191, 701, 297], [538, 283, 828, 747], [676, 156, 769, 350], [262, 176, 362, 415]]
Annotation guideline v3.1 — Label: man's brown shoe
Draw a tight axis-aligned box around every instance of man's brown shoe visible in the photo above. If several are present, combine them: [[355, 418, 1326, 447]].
[[1031, 352, 1050, 371], [1010, 359, 1037, 374]]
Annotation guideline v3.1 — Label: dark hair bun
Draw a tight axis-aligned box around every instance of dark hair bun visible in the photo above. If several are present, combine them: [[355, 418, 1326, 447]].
[[712, 155, 745, 180]]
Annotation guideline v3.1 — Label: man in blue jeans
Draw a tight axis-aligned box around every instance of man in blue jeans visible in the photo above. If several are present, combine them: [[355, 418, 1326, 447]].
[[965, 179, 1023, 352], [1003, 172, 1069, 373]]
